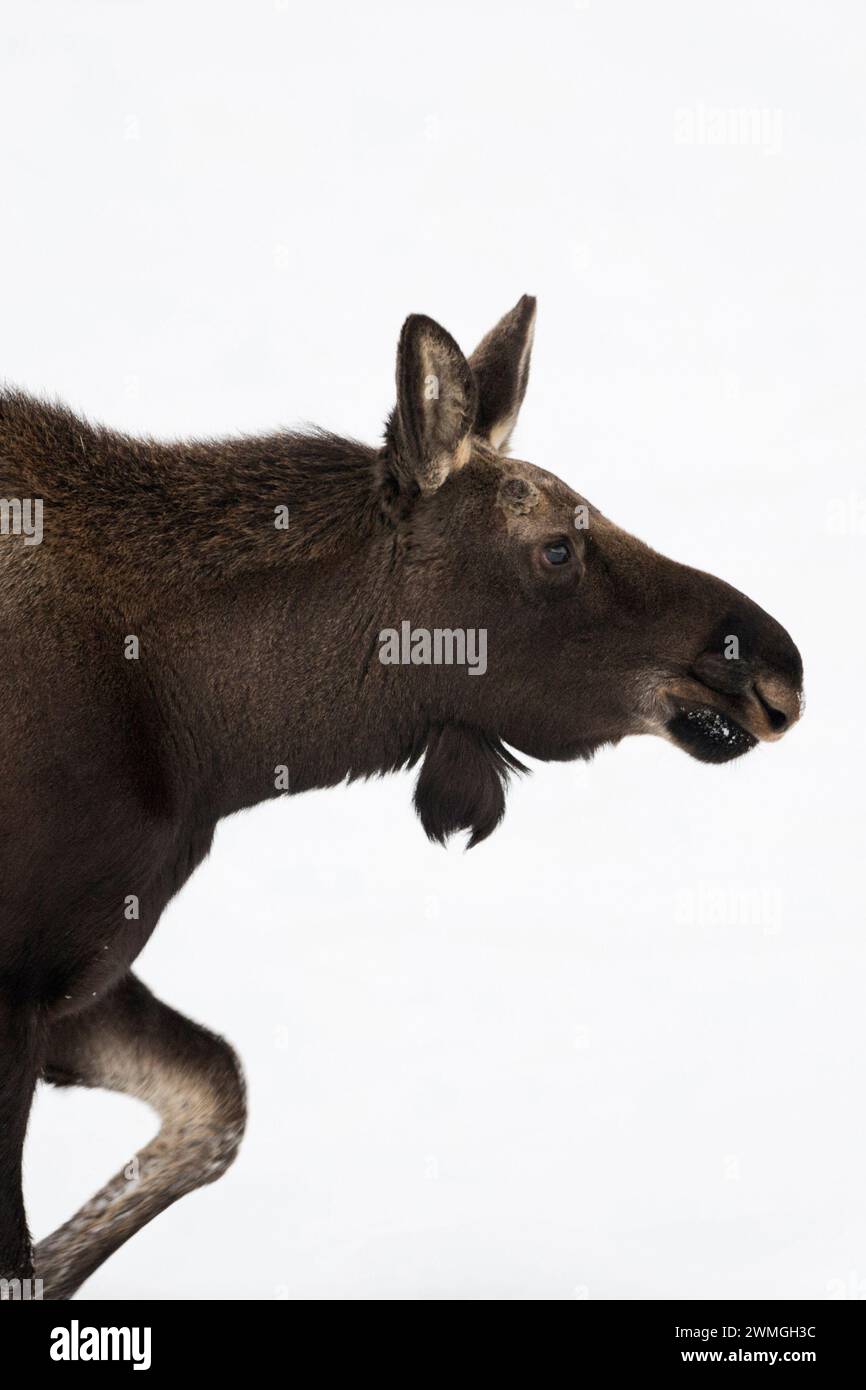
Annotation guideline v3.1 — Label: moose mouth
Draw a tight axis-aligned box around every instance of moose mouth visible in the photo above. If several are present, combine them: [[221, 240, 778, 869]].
[[665, 704, 758, 763]]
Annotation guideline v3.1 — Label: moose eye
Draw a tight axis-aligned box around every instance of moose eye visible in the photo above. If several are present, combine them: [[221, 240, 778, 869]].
[[542, 539, 571, 566]]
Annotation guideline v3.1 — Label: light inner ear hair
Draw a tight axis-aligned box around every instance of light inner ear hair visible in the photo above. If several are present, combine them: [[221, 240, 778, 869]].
[[488, 317, 533, 451], [426, 434, 472, 491], [454, 434, 473, 471]]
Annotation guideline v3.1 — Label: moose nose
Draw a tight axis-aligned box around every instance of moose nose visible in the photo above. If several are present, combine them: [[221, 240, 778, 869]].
[[690, 651, 803, 741], [751, 674, 802, 736]]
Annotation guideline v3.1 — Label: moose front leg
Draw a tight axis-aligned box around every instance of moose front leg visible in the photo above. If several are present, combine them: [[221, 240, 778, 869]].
[[0, 1002, 44, 1293], [35, 973, 246, 1300]]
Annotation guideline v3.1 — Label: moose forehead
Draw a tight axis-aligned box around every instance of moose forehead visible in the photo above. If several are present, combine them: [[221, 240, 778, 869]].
[[483, 451, 645, 567], [492, 456, 585, 534]]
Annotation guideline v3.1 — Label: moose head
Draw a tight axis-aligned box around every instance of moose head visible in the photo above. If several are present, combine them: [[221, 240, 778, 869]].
[[373, 296, 803, 843]]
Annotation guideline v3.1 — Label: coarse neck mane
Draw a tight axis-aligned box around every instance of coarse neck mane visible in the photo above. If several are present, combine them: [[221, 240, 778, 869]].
[[0, 389, 384, 581]]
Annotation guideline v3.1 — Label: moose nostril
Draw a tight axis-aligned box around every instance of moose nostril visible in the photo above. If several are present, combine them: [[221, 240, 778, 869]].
[[752, 682, 792, 733]]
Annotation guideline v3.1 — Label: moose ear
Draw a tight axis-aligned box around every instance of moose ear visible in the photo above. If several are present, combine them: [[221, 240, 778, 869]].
[[390, 314, 478, 494], [468, 294, 536, 452]]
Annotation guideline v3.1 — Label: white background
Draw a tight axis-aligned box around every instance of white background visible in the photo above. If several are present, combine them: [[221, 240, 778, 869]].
[[3, 0, 864, 1300]]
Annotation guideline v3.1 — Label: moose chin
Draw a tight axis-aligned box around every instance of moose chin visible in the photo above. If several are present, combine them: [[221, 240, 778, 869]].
[[0, 294, 802, 1298]]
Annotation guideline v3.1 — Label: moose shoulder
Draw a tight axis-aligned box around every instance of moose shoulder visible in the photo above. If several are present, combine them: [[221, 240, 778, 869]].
[[0, 295, 802, 1298]]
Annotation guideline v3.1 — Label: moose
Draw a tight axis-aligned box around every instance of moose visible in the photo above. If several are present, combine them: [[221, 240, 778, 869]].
[[0, 296, 803, 1298]]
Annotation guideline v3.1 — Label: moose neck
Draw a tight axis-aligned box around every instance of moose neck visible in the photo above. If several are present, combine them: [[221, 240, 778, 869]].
[[2, 395, 430, 825], [163, 551, 419, 823], [127, 442, 421, 824]]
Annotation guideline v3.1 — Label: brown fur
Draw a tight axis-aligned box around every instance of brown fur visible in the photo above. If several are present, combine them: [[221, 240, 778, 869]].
[[0, 296, 802, 1297]]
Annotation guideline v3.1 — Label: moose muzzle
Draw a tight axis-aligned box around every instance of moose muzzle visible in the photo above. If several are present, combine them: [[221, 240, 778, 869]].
[[659, 598, 803, 763]]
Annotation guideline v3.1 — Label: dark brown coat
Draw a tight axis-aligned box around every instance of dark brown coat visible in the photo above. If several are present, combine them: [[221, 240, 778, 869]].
[[0, 297, 802, 1297]]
